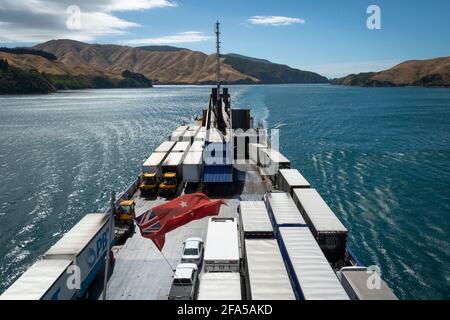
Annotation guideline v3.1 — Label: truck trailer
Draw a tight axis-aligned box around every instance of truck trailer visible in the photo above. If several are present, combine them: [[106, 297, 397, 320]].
[[244, 239, 295, 300], [278, 227, 349, 300], [292, 188, 348, 263]]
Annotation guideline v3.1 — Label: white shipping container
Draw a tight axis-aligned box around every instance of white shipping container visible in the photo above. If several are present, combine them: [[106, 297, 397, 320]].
[[155, 141, 176, 153], [264, 192, 306, 227], [240, 201, 273, 238], [244, 239, 295, 300], [182, 151, 203, 183], [176, 125, 189, 132], [292, 188, 347, 234], [249, 143, 267, 166], [189, 141, 205, 153], [278, 169, 310, 194], [143, 152, 167, 174], [194, 128, 206, 141], [170, 129, 186, 142], [44, 214, 112, 295], [260, 148, 291, 169], [204, 218, 240, 272], [162, 152, 184, 172], [197, 273, 242, 300], [181, 130, 196, 143], [278, 227, 349, 300], [0, 259, 75, 300], [172, 141, 190, 153]]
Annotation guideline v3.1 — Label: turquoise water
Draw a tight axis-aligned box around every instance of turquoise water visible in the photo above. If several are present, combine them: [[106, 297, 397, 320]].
[[0, 85, 449, 299]]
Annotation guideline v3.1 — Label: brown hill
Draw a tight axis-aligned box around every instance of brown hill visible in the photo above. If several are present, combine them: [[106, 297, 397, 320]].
[[32, 40, 258, 84], [332, 57, 450, 87], [31, 39, 327, 84]]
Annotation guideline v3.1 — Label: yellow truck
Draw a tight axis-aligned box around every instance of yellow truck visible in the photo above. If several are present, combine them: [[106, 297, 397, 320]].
[[139, 172, 158, 195], [160, 152, 185, 197], [114, 200, 136, 244]]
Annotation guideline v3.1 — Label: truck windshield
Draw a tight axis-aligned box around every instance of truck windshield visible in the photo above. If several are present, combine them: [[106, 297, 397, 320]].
[[184, 248, 198, 256], [174, 278, 191, 285], [143, 177, 155, 184], [165, 178, 177, 186]]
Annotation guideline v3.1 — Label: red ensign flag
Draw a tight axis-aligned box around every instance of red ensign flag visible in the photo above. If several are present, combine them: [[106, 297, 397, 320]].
[[135, 193, 224, 251]]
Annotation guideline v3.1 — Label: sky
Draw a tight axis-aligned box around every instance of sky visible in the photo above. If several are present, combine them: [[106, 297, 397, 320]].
[[0, 0, 449, 78]]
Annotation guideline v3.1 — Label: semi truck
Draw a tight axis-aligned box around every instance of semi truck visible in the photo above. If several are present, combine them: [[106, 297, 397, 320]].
[[203, 218, 240, 272]]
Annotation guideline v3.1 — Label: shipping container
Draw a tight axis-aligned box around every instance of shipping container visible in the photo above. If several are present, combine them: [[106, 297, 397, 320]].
[[292, 188, 347, 263], [0, 259, 75, 300], [244, 239, 295, 300], [197, 272, 242, 300], [172, 141, 190, 154], [176, 125, 189, 132], [155, 141, 176, 153], [278, 169, 310, 195], [143, 152, 168, 175], [204, 218, 240, 272], [264, 192, 306, 229], [338, 267, 398, 300], [189, 141, 205, 153], [249, 143, 267, 166], [194, 128, 206, 142], [188, 125, 201, 133], [239, 201, 273, 238], [170, 129, 186, 142], [182, 151, 203, 183], [181, 130, 196, 143], [43, 214, 112, 297], [260, 148, 291, 169], [278, 227, 349, 300], [161, 152, 185, 176]]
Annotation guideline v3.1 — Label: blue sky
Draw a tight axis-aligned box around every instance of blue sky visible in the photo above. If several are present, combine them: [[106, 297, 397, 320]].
[[0, 0, 449, 77]]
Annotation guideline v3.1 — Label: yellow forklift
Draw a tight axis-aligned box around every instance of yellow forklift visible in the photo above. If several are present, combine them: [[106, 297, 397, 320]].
[[114, 200, 136, 245]]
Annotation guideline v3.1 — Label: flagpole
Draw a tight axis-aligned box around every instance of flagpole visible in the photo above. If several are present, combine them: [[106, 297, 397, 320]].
[[102, 191, 115, 301]]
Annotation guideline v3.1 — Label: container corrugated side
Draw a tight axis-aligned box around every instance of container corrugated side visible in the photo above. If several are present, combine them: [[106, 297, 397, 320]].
[[292, 188, 347, 233], [197, 273, 242, 300], [182, 151, 203, 183], [0, 259, 74, 300], [240, 201, 273, 238], [155, 141, 176, 153], [278, 227, 349, 300], [143, 152, 167, 173], [265, 192, 306, 227], [278, 169, 310, 194], [172, 141, 190, 153], [244, 239, 295, 300]]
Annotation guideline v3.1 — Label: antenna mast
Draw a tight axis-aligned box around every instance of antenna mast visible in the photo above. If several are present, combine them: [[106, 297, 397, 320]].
[[215, 21, 221, 100]]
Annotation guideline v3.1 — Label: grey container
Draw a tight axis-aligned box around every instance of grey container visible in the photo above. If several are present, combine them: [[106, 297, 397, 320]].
[[292, 188, 347, 263], [339, 267, 398, 300], [239, 201, 274, 238], [244, 239, 295, 300], [278, 169, 311, 195], [264, 192, 306, 229], [278, 227, 349, 300]]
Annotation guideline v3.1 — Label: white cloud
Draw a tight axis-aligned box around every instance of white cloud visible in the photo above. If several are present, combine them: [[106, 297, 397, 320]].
[[105, 0, 177, 11], [248, 16, 305, 26], [0, 0, 176, 43], [124, 32, 213, 45]]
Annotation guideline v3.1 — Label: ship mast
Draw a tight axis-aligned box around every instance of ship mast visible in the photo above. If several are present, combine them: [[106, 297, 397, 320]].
[[215, 21, 221, 104]]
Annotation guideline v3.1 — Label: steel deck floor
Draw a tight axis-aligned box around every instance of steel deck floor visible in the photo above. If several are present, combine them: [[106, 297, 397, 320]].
[[105, 164, 270, 300]]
